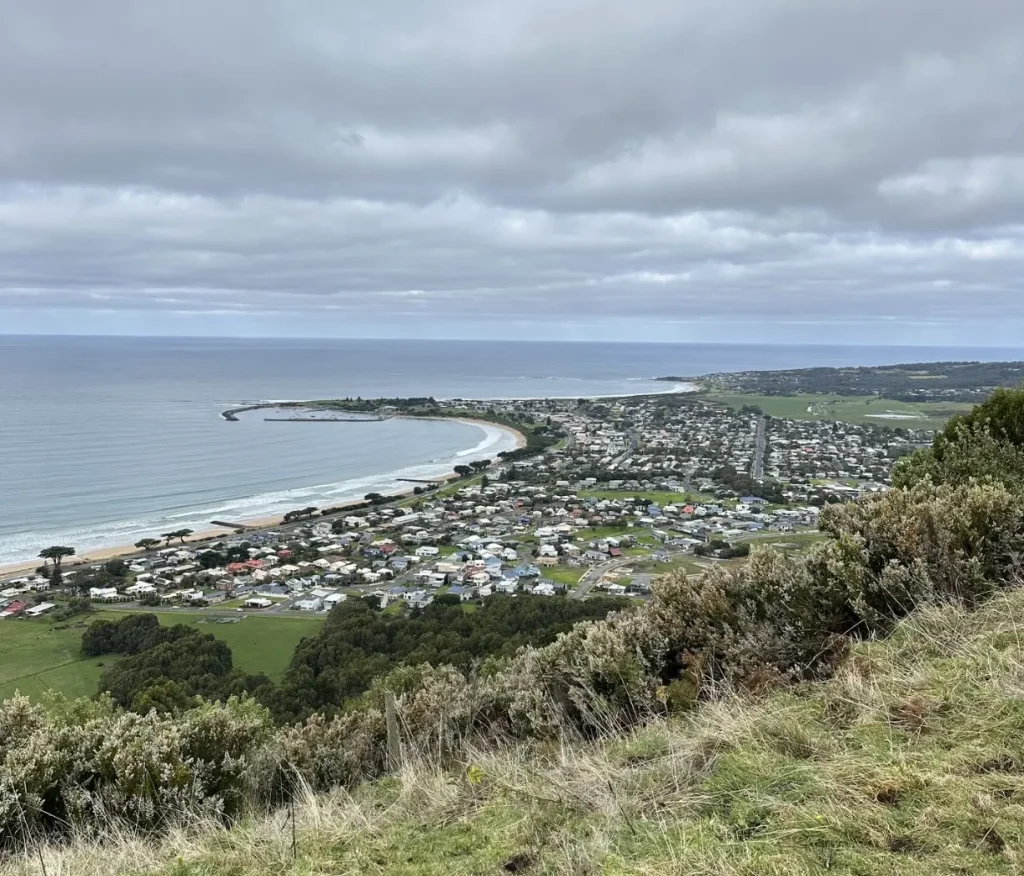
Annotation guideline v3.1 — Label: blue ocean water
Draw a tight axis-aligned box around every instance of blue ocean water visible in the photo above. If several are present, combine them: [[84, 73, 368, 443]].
[[1, 336, 1022, 566]]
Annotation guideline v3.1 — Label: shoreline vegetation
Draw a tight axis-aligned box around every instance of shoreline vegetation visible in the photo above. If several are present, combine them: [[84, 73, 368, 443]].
[[0, 409, 529, 578]]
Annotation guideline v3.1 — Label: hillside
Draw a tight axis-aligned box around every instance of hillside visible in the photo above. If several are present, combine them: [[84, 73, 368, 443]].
[[3, 588, 1023, 875]]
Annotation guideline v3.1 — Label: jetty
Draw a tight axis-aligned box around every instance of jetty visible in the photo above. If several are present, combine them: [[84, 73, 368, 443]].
[[210, 520, 249, 531], [221, 405, 262, 421]]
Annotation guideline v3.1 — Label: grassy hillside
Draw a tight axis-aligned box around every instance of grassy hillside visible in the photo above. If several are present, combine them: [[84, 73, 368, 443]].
[[7, 588, 1024, 876]]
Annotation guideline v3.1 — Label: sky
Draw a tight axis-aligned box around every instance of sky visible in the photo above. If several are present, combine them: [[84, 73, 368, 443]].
[[1, 1, 1023, 344]]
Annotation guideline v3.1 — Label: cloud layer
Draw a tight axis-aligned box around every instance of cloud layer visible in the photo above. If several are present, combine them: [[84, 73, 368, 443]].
[[2, 0, 1023, 341]]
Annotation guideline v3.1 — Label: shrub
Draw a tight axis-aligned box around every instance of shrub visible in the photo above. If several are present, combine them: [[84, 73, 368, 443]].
[[894, 386, 1024, 490], [0, 695, 273, 844]]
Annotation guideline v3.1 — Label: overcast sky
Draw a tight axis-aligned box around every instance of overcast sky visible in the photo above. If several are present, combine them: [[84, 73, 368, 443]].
[[2, 1, 1023, 344]]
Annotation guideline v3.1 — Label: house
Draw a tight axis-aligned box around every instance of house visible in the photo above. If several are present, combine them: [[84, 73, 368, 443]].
[[0, 601, 27, 618], [447, 585, 475, 602], [24, 602, 56, 617], [244, 597, 273, 609], [89, 587, 119, 600], [405, 590, 434, 609], [293, 597, 325, 612]]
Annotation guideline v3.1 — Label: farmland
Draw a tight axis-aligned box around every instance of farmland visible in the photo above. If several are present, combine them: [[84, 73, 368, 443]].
[[703, 391, 974, 429]]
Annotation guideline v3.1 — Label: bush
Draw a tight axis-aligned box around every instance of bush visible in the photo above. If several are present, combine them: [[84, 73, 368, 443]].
[[0, 695, 273, 843], [894, 385, 1024, 490]]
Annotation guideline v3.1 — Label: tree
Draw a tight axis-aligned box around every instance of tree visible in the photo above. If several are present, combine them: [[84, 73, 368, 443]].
[[283, 507, 319, 523], [135, 538, 161, 551], [453, 465, 473, 477], [469, 459, 492, 472], [38, 545, 75, 573], [894, 385, 1024, 490], [161, 529, 194, 545]]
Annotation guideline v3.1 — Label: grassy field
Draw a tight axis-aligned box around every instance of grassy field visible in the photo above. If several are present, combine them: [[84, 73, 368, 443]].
[[0, 617, 108, 702], [103, 610, 326, 680], [542, 565, 587, 586], [704, 391, 974, 429], [20, 587, 1024, 875], [0, 610, 325, 703], [628, 556, 706, 576]]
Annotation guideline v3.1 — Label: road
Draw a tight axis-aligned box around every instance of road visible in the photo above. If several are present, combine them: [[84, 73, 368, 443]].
[[607, 429, 639, 471], [751, 416, 767, 480], [570, 556, 638, 600]]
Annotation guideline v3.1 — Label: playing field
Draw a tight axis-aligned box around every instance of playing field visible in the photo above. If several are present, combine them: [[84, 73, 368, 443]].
[[0, 610, 325, 703]]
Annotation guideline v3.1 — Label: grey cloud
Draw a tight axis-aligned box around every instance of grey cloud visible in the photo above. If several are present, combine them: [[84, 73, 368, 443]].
[[0, 0, 1022, 336]]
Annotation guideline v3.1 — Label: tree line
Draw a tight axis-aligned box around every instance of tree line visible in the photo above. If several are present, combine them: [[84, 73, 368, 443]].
[[85, 594, 628, 724]]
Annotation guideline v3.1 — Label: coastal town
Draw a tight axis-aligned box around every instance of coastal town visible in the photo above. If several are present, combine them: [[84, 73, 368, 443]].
[[1, 390, 929, 620]]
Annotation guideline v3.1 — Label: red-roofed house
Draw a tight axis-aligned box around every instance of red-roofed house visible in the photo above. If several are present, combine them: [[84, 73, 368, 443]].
[[0, 601, 27, 619]]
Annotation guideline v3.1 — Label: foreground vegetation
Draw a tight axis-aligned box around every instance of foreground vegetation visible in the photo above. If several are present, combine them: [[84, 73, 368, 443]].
[[6, 589, 1024, 875], [84, 596, 627, 722]]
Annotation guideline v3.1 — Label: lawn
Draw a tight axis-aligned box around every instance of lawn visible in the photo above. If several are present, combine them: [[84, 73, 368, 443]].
[[97, 610, 325, 681], [1, 610, 326, 704], [574, 525, 637, 540], [630, 556, 706, 576], [543, 566, 587, 586], [0, 617, 109, 703], [704, 392, 974, 429]]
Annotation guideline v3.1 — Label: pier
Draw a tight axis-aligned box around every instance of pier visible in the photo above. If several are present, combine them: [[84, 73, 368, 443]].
[[210, 520, 249, 531]]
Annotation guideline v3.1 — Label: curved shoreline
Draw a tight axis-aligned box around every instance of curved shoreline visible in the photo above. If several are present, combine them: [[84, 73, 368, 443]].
[[0, 415, 526, 578]]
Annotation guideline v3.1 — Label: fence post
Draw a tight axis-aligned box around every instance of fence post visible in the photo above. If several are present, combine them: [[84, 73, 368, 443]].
[[385, 690, 401, 770]]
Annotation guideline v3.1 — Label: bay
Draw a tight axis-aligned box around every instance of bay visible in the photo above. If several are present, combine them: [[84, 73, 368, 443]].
[[1, 336, 1021, 566]]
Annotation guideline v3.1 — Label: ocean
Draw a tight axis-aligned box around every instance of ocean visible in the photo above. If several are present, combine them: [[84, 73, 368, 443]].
[[2, 336, 1022, 566]]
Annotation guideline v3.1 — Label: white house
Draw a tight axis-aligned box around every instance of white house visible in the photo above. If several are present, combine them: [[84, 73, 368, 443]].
[[293, 597, 324, 612], [244, 597, 273, 609]]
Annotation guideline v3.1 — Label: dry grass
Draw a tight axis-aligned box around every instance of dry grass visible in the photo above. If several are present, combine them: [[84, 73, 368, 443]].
[[5, 589, 1024, 875]]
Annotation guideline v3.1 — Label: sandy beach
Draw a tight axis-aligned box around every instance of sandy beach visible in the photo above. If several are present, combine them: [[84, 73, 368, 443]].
[[0, 417, 527, 580]]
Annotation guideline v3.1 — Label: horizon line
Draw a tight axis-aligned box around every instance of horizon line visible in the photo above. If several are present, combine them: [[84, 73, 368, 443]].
[[2, 333, 1024, 350]]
